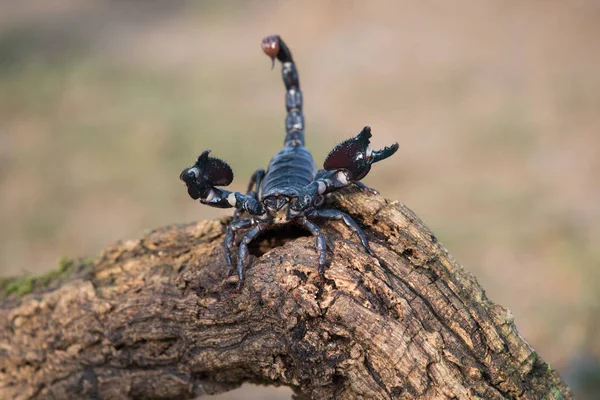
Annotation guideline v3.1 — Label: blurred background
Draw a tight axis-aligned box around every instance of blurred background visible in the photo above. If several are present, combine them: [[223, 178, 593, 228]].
[[1, 1, 599, 398]]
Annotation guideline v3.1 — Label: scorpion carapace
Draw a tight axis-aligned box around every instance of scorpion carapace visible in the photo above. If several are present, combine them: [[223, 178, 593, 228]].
[[180, 35, 399, 288]]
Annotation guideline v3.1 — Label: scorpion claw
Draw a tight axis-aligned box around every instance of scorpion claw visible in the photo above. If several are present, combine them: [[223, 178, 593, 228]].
[[180, 150, 234, 195], [196, 150, 234, 187], [324, 126, 398, 181], [371, 142, 400, 164]]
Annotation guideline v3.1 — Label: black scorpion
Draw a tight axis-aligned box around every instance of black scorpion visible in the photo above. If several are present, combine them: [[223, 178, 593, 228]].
[[180, 35, 398, 288]]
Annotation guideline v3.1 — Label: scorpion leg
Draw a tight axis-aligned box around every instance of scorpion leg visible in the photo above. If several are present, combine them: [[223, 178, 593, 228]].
[[236, 224, 264, 288], [246, 168, 266, 194], [300, 218, 328, 276], [309, 209, 374, 256], [233, 169, 265, 222], [224, 218, 254, 274]]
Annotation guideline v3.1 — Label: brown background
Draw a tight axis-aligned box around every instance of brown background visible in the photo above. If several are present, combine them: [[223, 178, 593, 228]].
[[1, 1, 599, 398]]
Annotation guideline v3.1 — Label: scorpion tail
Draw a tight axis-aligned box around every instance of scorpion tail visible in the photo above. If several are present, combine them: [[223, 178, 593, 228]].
[[262, 35, 304, 147]]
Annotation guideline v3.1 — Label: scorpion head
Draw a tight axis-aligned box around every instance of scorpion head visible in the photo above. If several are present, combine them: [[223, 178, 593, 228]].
[[324, 126, 399, 181], [180, 150, 234, 200], [262, 194, 293, 222]]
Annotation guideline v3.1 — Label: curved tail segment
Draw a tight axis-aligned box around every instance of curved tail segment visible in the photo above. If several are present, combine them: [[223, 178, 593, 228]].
[[262, 35, 304, 147]]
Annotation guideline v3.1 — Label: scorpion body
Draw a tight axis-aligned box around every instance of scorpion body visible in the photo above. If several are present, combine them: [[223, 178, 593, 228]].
[[180, 35, 398, 287], [257, 36, 314, 208]]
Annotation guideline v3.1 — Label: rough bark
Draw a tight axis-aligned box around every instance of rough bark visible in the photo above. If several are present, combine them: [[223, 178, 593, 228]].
[[0, 188, 571, 399]]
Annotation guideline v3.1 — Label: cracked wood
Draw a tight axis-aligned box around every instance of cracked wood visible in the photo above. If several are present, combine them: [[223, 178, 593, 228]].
[[0, 188, 571, 399]]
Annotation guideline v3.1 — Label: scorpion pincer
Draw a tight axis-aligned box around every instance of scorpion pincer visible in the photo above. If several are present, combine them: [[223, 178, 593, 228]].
[[180, 35, 399, 288]]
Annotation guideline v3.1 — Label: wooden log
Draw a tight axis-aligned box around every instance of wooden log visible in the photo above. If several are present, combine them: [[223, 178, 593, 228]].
[[0, 188, 571, 399]]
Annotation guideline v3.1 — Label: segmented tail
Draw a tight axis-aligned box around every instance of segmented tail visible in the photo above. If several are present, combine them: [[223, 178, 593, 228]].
[[262, 35, 304, 147]]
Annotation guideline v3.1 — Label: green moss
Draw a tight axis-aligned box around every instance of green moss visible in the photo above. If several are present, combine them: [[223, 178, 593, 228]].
[[0, 256, 87, 298], [58, 256, 75, 273], [549, 386, 565, 400], [38, 257, 73, 286], [1, 276, 35, 296]]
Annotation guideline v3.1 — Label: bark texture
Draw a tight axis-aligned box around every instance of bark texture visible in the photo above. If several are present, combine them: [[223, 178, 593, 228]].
[[0, 188, 571, 399]]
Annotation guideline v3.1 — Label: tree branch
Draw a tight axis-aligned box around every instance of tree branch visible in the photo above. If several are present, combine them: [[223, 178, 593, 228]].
[[0, 188, 571, 399]]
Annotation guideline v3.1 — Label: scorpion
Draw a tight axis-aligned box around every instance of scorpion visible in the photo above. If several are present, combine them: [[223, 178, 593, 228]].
[[180, 35, 398, 288]]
